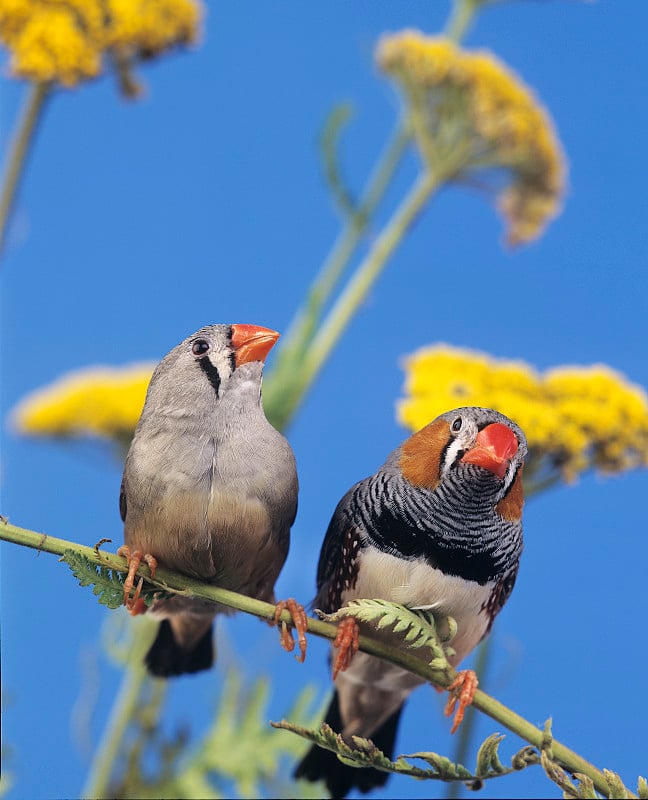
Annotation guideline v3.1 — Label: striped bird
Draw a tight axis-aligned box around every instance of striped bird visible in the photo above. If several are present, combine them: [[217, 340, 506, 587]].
[[296, 407, 527, 798]]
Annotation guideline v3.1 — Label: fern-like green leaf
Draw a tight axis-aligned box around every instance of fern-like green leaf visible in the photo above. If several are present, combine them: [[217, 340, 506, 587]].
[[475, 733, 507, 776], [539, 721, 641, 800], [62, 550, 126, 608], [541, 749, 579, 797], [273, 720, 541, 785], [317, 599, 456, 670], [638, 776, 648, 799], [61, 550, 158, 609], [571, 773, 600, 799], [604, 770, 631, 800]]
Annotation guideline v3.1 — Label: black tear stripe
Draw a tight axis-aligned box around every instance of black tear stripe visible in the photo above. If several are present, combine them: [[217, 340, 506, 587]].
[[199, 357, 221, 396], [119, 485, 127, 522], [227, 326, 236, 372]]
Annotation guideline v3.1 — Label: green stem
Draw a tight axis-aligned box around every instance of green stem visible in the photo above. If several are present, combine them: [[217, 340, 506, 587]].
[[264, 120, 410, 430], [313, 119, 411, 308], [81, 619, 158, 799], [445, 0, 481, 43], [0, 82, 50, 259], [297, 170, 438, 399], [1, 519, 615, 798]]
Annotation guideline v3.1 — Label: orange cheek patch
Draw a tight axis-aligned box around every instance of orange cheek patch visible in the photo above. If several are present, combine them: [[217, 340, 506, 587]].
[[399, 418, 449, 490], [496, 468, 524, 522]]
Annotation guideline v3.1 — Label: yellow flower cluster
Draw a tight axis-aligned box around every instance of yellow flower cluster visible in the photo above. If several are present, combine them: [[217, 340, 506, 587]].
[[11, 363, 155, 443], [377, 31, 566, 245], [398, 345, 648, 482], [0, 0, 201, 87]]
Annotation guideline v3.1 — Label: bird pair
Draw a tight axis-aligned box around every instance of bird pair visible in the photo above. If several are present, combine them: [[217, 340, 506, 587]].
[[118, 323, 527, 799]]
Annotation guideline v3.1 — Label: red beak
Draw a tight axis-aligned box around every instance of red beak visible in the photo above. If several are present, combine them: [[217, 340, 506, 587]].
[[231, 324, 280, 367], [460, 422, 518, 479]]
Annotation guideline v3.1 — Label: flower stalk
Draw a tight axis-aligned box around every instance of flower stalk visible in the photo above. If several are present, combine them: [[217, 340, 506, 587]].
[[0, 81, 50, 258], [263, 119, 412, 430], [264, 167, 438, 431], [303, 170, 439, 379], [445, 0, 490, 44]]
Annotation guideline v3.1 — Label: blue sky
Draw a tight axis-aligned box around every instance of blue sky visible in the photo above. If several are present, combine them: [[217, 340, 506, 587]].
[[2, 2, 647, 798]]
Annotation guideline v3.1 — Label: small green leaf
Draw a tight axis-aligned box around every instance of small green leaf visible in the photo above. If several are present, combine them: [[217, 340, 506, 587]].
[[638, 776, 648, 800], [317, 599, 456, 672], [604, 769, 631, 800], [540, 750, 579, 798], [62, 550, 126, 608], [571, 773, 600, 799], [274, 720, 541, 786], [475, 733, 506, 777], [541, 718, 554, 759], [511, 746, 539, 771], [61, 550, 162, 609], [318, 101, 361, 224]]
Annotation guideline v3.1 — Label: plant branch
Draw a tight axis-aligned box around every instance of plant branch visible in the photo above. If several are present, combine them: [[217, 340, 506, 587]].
[[1, 518, 616, 797], [288, 118, 410, 343], [263, 119, 410, 430], [444, 0, 487, 43], [288, 170, 439, 412], [0, 82, 51, 259]]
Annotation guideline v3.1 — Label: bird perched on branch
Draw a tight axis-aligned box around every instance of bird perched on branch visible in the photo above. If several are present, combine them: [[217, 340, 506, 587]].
[[296, 407, 527, 798], [117, 323, 306, 677]]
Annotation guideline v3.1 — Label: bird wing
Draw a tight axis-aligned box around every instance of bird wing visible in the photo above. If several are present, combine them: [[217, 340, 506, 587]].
[[314, 481, 368, 613]]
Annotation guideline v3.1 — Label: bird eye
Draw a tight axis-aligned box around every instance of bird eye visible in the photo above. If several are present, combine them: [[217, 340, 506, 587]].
[[191, 339, 210, 356], [451, 417, 463, 432]]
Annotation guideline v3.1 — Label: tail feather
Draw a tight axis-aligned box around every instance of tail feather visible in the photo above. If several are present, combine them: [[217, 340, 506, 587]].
[[295, 690, 404, 799], [145, 620, 214, 677]]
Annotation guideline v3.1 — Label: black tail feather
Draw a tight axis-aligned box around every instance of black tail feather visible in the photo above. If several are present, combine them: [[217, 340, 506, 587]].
[[145, 620, 214, 678], [295, 690, 404, 799]]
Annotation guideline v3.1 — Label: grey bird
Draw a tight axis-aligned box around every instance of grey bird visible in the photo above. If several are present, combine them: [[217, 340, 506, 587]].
[[118, 323, 305, 677], [296, 407, 527, 798]]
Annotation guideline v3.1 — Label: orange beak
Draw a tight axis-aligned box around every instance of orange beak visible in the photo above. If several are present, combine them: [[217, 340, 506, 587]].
[[231, 324, 280, 367], [460, 422, 518, 479]]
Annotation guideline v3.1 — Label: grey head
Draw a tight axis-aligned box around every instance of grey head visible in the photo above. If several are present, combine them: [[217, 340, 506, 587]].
[[136, 323, 280, 425]]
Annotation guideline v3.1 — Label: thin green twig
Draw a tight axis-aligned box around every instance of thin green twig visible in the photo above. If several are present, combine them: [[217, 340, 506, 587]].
[[284, 118, 410, 349], [0, 518, 615, 797], [0, 82, 51, 259], [298, 170, 439, 394], [264, 119, 411, 430], [445, 0, 485, 43]]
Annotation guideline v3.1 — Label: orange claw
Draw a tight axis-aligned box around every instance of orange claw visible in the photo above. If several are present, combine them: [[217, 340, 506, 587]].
[[117, 546, 157, 616], [274, 598, 308, 662], [332, 617, 360, 679], [444, 669, 479, 734]]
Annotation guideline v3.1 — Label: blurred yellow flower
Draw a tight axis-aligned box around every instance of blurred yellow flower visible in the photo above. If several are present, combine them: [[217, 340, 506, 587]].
[[377, 31, 566, 245], [11, 364, 154, 443], [398, 345, 648, 484], [0, 0, 202, 89]]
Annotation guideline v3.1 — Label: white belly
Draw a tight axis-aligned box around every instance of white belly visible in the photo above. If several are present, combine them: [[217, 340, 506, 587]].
[[342, 547, 494, 666]]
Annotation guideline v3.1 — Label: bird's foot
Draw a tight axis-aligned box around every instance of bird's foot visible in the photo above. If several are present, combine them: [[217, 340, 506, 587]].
[[444, 669, 479, 734], [274, 598, 308, 663], [332, 617, 360, 679], [117, 546, 157, 616]]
